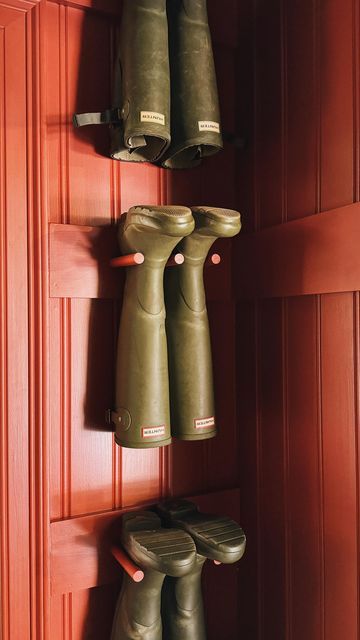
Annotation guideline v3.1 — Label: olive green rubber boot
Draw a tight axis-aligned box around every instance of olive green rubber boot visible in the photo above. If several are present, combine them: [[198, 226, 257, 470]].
[[113, 206, 194, 448], [164, 207, 241, 441], [161, 0, 223, 169], [111, 0, 171, 162], [73, 0, 171, 162], [111, 511, 197, 640], [156, 500, 246, 640]]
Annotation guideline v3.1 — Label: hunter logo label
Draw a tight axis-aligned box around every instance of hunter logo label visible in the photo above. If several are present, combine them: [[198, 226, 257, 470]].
[[140, 111, 165, 125], [142, 425, 166, 438], [194, 416, 215, 430], [198, 121, 220, 133]]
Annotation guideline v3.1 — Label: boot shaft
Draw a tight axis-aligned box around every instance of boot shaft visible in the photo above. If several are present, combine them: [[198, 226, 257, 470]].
[[111, 0, 170, 162], [162, 0, 223, 168], [114, 206, 194, 448]]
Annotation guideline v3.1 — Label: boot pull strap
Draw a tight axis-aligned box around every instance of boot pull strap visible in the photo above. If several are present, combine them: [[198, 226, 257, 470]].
[[72, 108, 122, 128]]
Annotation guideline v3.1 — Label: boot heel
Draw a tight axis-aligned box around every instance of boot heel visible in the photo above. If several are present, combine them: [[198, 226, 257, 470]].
[[157, 500, 245, 640], [111, 511, 196, 640]]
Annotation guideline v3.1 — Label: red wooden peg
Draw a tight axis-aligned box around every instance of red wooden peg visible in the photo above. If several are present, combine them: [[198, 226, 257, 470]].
[[111, 545, 144, 582], [110, 253, 145, 268], [166, 253, 185, 267], [207, 253, 221, 266]]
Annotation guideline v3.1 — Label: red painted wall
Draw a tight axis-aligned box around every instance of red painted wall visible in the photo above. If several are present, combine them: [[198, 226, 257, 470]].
[[2, 0, 358, 637], [0, 0, 243, 638], [236, 1, 360, 638]]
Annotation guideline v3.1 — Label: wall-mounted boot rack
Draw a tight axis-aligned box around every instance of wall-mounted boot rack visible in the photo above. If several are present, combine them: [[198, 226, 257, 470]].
[[110, 252, 221, 268], [111, 542, 222, 582], [49, 223, 231, 300]]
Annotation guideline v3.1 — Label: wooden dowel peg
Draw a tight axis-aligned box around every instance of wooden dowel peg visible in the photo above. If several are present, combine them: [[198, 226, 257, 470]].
[[166, 253, 185, 267], [207, 253, 221, 266], [110, 253, 145, 268], [111, 545, 144, 582]]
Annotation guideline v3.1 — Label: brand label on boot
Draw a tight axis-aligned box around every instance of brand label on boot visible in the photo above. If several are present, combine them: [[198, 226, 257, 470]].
[[194, 416, 215, 430], [140, 111, 165, 126], [142, 425, 166, 439], [198, 121, 220, 133]]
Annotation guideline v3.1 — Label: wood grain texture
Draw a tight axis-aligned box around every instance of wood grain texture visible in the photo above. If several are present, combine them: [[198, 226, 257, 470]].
[[236, 0, 360, 638], [255, 0, 284, 229], [236, 203, 360, 299], [320, 0, 354, 210], [258, 299, 287, 639], [236, 300, 259, 638], [286, 296, 322, 639], [0, 6, 33, 639], [286, 0, 317, 220], [320, 293, 358, 640], [49, 222, 234, 301]]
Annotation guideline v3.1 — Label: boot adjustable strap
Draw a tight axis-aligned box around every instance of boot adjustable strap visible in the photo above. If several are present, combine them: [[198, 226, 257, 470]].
[[73, 109, 147, 151], [72, 108, 122, 128]]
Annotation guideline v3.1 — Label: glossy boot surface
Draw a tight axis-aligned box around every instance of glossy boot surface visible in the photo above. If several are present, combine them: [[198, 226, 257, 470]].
[[157, 500, 246, 640], [162, 0, 223, 169], [114, 206, 194, 448], [111, 0, 171, 162], [111, 511, 196, 640], [165, 206, 241, 441]]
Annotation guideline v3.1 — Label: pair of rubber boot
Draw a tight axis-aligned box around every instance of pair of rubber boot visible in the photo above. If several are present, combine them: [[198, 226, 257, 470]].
[[74, 0, 222, 169], [111, 500, 246, 640], [112, 204, 241, 449]]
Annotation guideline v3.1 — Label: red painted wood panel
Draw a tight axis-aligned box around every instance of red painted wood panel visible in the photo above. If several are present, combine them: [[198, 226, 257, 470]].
[[0, 6, 32, 639], [286, 296, 322, 639], [286, 0, 318, 220], [236, 203, 360, 299], [320, 0, 354, 210], [236, 300, 259, 638], [0, 0, 243, 638], [236, 1, 360, 639], [320, 293, 358, 640], [207, 301, 238, 490], [255, 0, 284, 229], [258, 299, 286, 638]]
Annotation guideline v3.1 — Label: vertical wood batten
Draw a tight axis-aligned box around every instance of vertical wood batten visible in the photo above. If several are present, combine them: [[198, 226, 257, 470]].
[[354, 292, 360, 640], [320, 0, 354, 210], [255, 0, 283, 228], [4, 11, 31, 639], [320, 293, 358, 639], [287, 296, 322, 640], [352, 0, 360, 200], [236, 300, 260, 638], [0, 26, 10, 640], [259, 299, 286, 639], [286, 0, 317, 220]]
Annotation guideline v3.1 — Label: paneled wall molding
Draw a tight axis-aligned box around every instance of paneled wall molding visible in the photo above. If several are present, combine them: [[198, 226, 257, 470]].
[[236, 202, 360, 299], [0, 0, 41, 12], [0, 2, 50, 640]]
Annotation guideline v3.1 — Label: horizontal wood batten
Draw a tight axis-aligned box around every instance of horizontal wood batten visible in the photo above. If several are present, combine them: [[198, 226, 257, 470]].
[[49, 223, 233, 301], [50, 487, 240, 595], [236, 203, 360, 298], [49, 223, 121, 299]]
